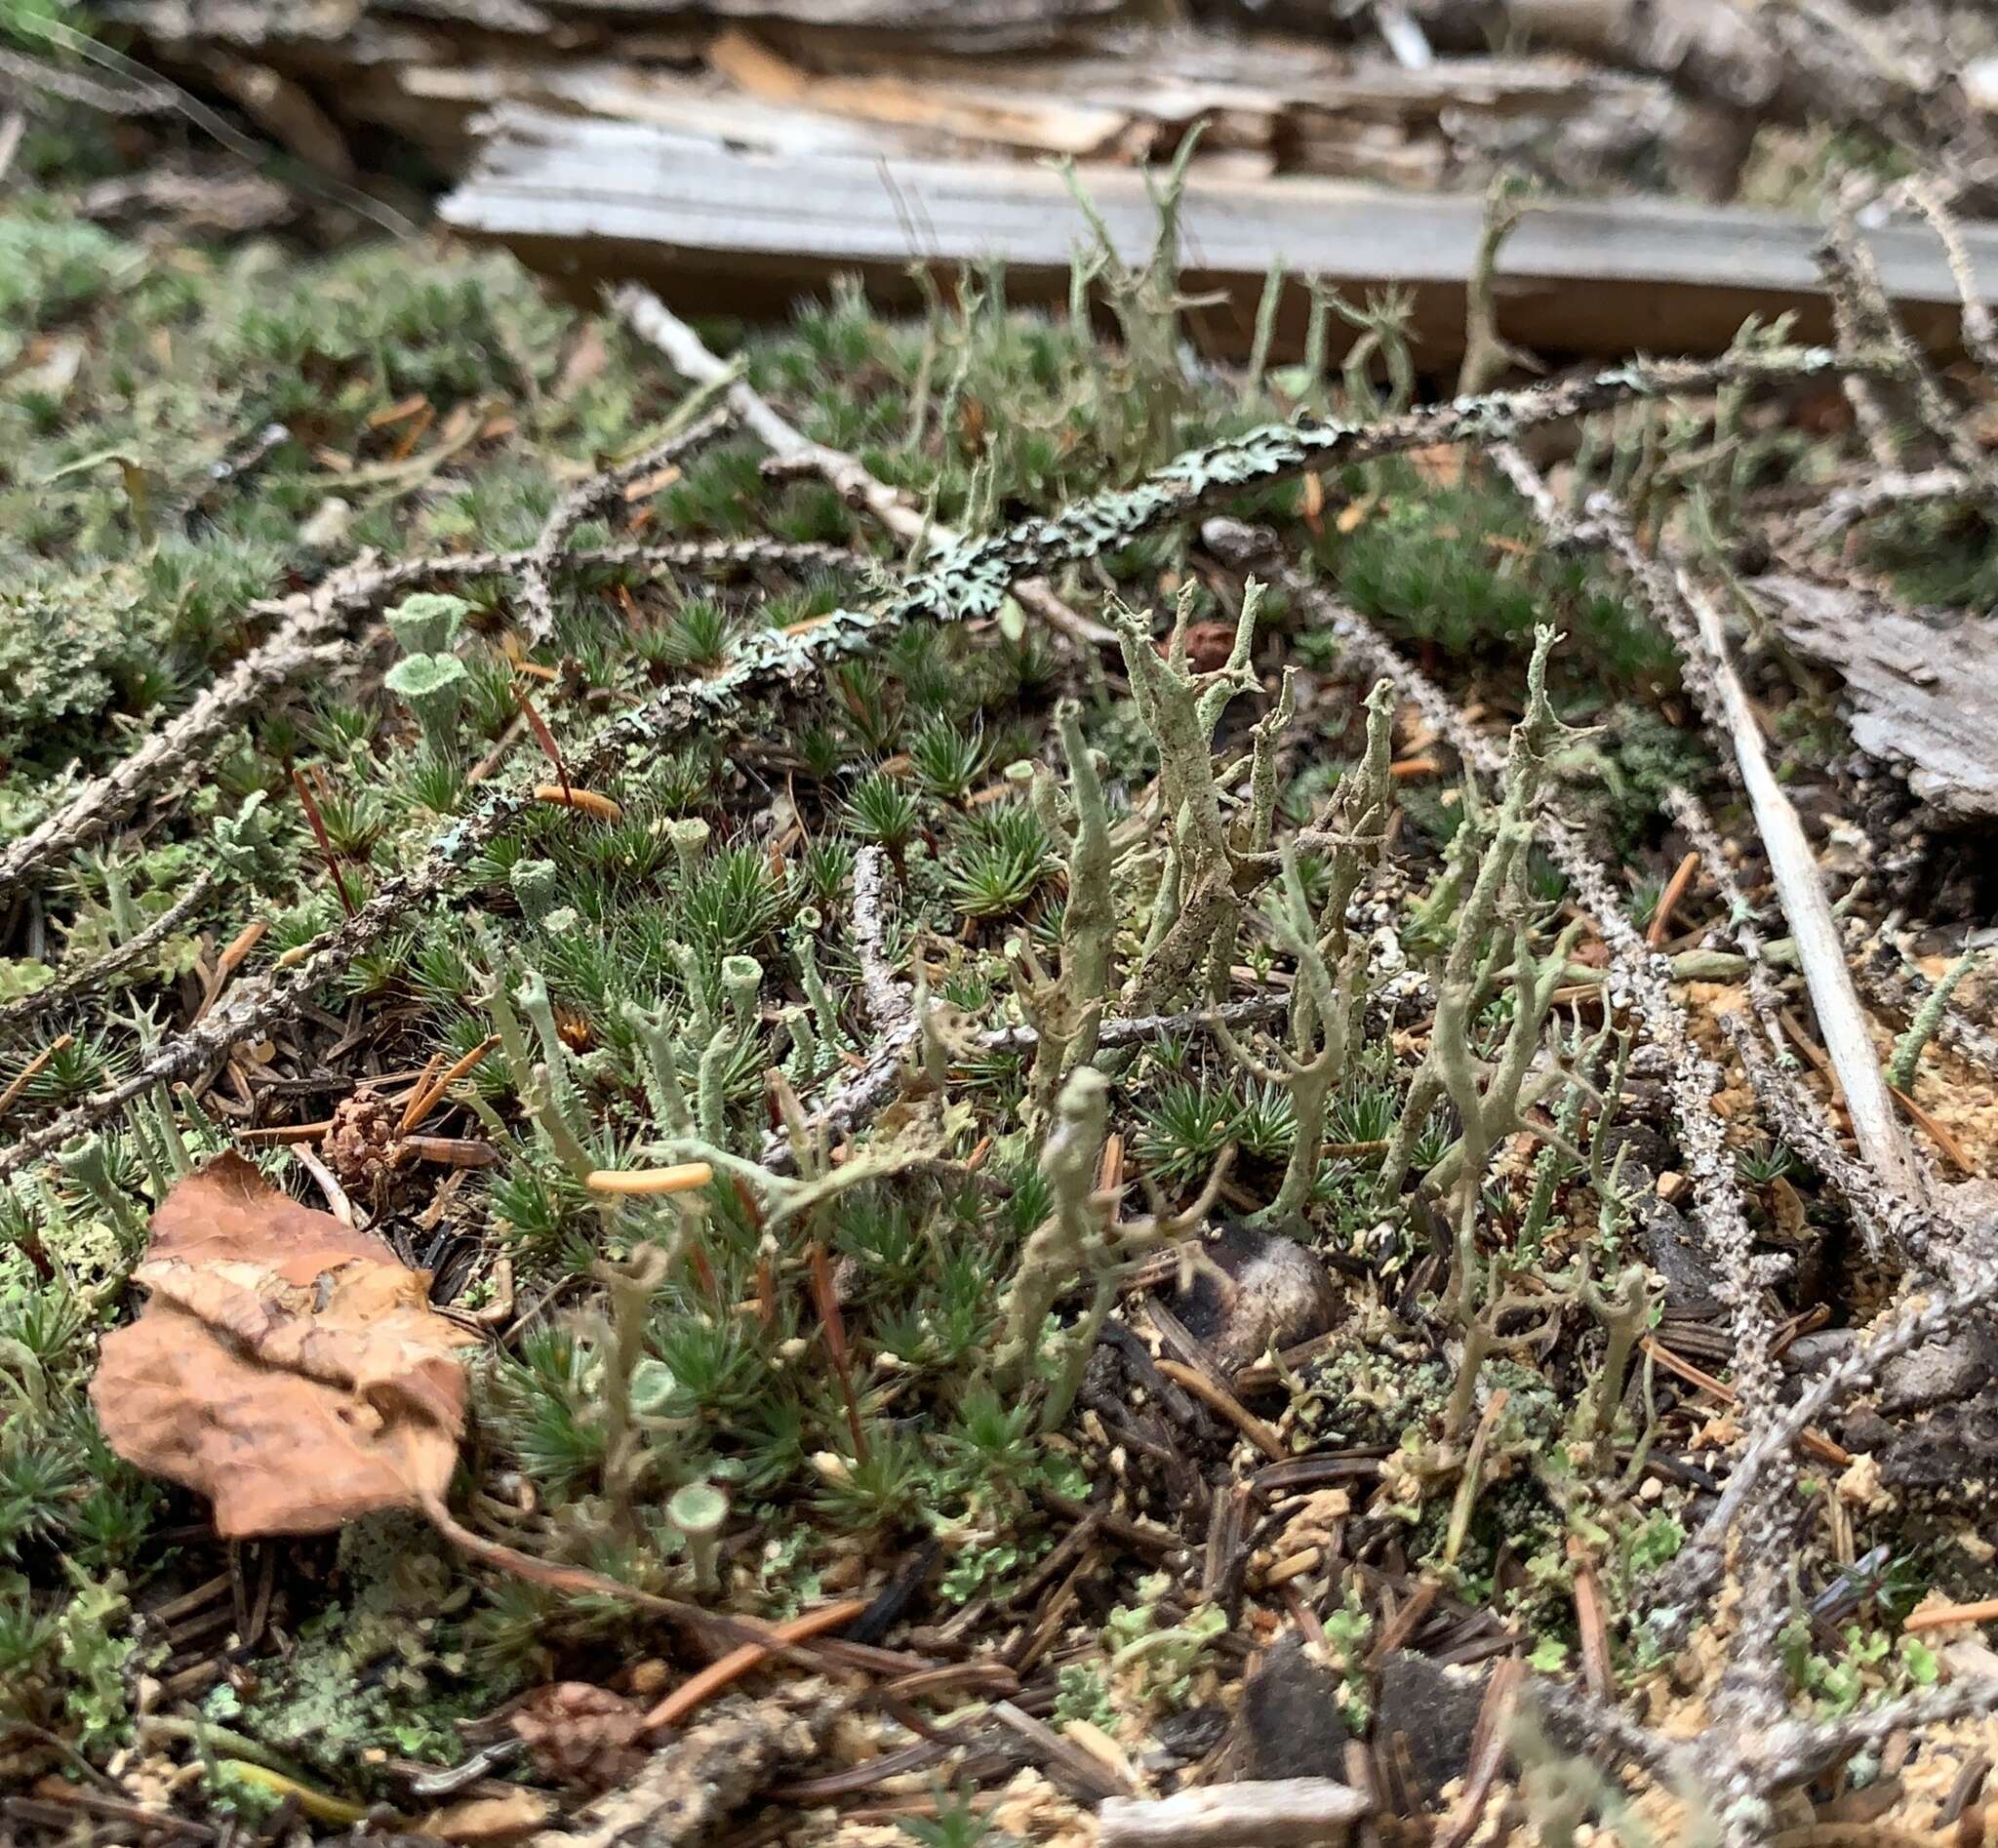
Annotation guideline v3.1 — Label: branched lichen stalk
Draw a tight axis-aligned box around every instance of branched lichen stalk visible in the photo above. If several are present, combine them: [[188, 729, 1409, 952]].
[[1215, 682, 1392, 1227]]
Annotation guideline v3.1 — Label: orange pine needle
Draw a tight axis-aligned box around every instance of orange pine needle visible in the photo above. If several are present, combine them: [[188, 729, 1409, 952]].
[[1890, 1083, 1976, 1176], [216, 918, 267, 980], [1647, 850, 1700, 947], [1641, 1335, 1851, 1466], [532, 784, 622, 822], [640, 1598, 867, 1735], [236, 1121, 338, 1145], [584, 1162, 714, 1197], [1905, 1595, 1998, 1633], [401, 1033, 501, 1133], [516, 685, 571, 800], [1154, 1359, 1284, 1461], [0, 1034, 74, 1119]]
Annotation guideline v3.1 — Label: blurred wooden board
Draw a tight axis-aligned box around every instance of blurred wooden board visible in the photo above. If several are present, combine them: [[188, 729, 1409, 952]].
[[441, 108, 1998, 363]]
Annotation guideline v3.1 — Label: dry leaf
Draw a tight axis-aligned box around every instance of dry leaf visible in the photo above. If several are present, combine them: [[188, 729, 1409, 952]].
[[90, 1152, 476, 1537]]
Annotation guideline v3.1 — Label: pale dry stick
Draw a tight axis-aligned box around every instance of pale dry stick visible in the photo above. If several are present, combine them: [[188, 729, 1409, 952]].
[[612, 284, 1119, 647], [515, 405, 735, 646], [0, 870, 217, 1036], [1666, 788, 1980, 1279], [1820, 192, 1907, 472], [851, 846, 909, 1031], [1581, 489, 1922, 1199], [1098, 1778, 1369, 1848]]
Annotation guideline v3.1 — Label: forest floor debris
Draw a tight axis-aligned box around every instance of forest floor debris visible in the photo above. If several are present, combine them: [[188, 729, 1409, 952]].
[[8, 28, 1998, 1848]]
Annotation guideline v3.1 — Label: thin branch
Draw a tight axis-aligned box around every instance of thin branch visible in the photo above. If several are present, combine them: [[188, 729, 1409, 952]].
[[1806, 464, 1972, 543], [757, 997, 1291, 1176], [0, 569, 358, 896], [517, 405, 735, 646], [613, 285, 1118, 647], [0, 871, 218, 1037], [616, 284, 1880, 646], [1902, 174, 1998, 378], [851, 846, 909, 1032]]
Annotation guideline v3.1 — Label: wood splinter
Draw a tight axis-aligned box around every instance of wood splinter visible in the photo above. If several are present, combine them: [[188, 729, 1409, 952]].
[[1099, 1777, 1370, 1848]]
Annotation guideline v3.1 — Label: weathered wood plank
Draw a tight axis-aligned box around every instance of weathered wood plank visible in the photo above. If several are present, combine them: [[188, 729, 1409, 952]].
[[441, 109, 1998, 362]]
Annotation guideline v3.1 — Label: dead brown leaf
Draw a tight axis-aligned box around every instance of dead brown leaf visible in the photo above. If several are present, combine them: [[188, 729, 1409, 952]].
[[90, 1152, 477, 1537]]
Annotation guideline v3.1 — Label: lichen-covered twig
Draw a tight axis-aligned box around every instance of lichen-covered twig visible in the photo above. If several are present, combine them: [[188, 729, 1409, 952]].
[[1902, 173, 1998, 377], [613, 284, 1117, 647], [0, 567, 360, 895], [850, 846, 909, 1033], [1805, 463, 1972, 543], [0, 870, 219, 1037], [0, 532, 856, 905], [1822, 188, 1998, 501], [516, 405, 734, 645], [619, 287, 1880, 641]]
